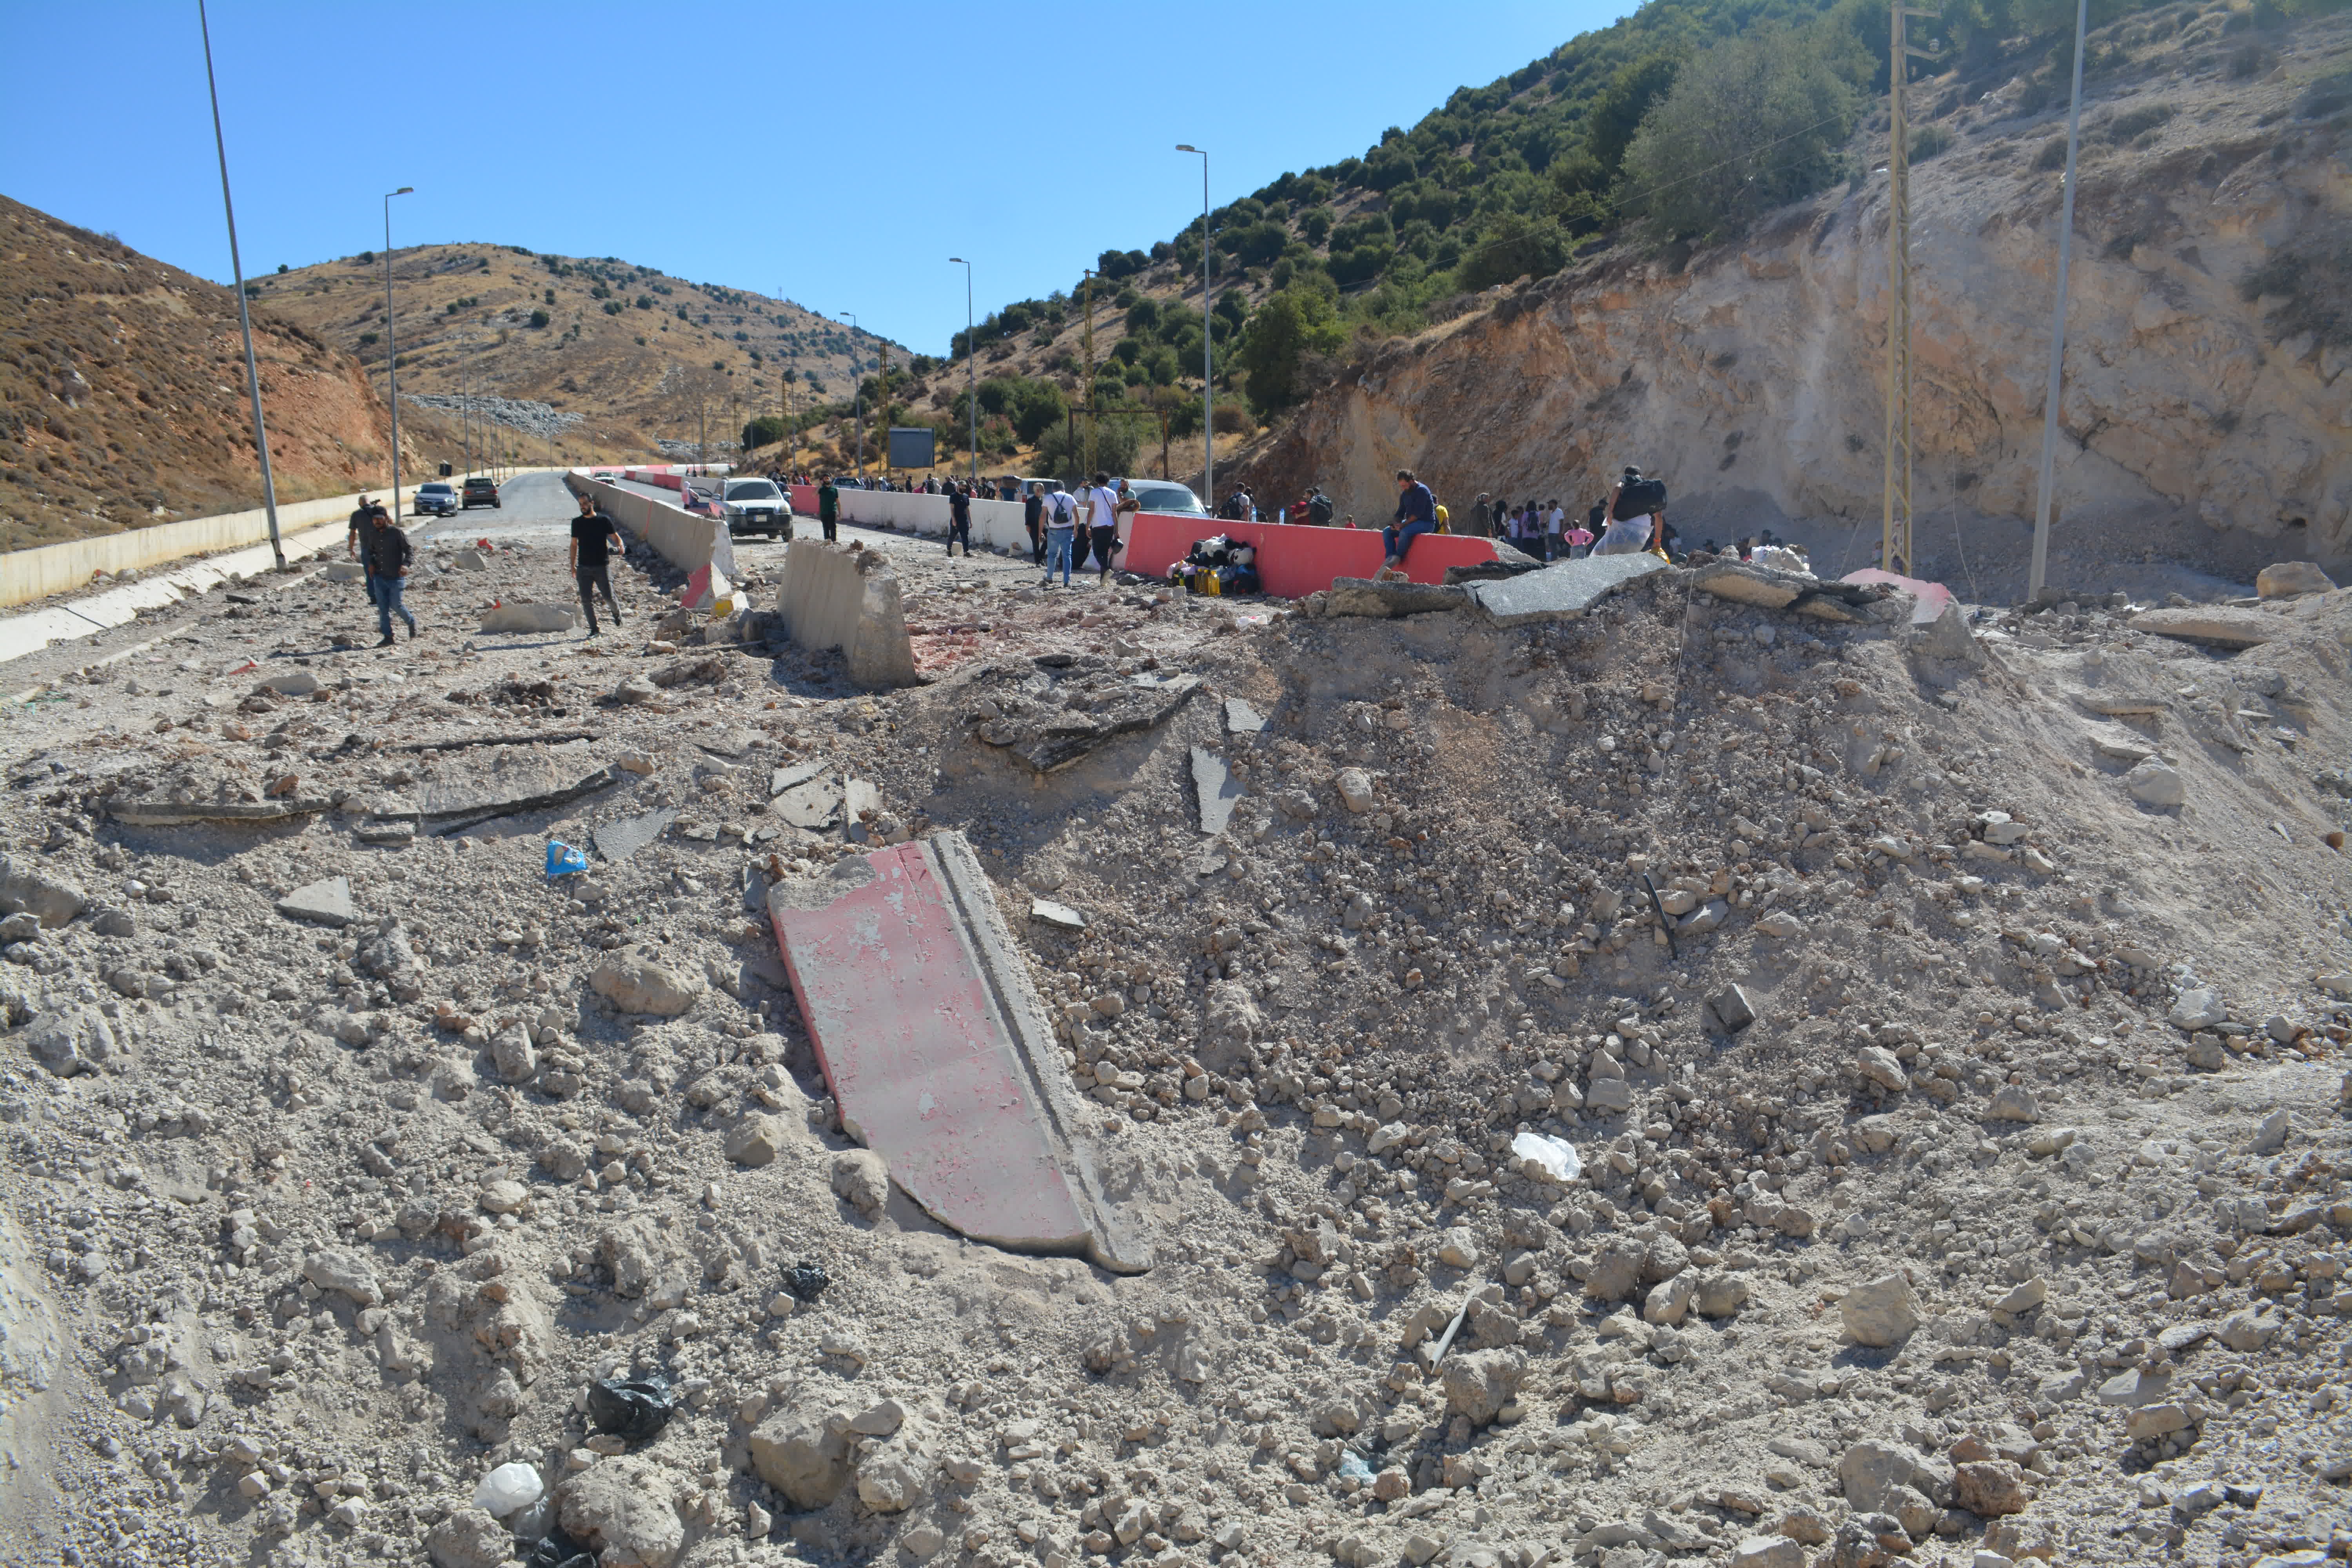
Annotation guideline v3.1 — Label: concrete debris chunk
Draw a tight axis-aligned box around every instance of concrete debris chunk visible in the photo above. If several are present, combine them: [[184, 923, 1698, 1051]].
[[593, 806, 676, 864], [2129, 606, 2274, 648], [589, 947, 705, 1016], [1191, 747, 1244, 836], [1468, 551, 1668, 625], [477, 602, 577, 633], [261, 669, 321, 697], [1029, 898, 1088, 931], [275, 876, 356, 928], [0, 855, 88, 927], [769, 759, 826, 797], [2254, 560, 2334, 598], [1223, 697, 1267, 733], [1334, 768, 1375, 813], [1840, 1273, 1921, 1347], [1691, 561, 1802, 610], [1323, 577, 1469, 618], [1707, 984, 1758, 1034], [775, 774, 844, 830], [2125, 759, 2186, 808]]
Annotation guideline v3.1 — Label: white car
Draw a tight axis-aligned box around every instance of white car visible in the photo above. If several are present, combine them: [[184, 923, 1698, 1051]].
[[720, 478, 792, 539]]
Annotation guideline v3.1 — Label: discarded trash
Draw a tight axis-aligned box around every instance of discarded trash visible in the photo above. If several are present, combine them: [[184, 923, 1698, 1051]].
[[783, 1260, 831, 1302], [522, 1528, 596, 1568], [1337, 1451, 1375, 1485], [1510, 1131, 1583, 1183], [584, 1372, 677, 1441], [472, 1461, 544, 1518], [544, 841, 588, 877]]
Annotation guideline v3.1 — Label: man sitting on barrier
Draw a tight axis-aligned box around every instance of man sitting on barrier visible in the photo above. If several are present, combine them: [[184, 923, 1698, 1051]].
[[1381, 468, 1437, 574]]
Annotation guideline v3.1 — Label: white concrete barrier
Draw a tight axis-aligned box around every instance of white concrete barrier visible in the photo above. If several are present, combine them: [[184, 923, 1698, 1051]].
[[0, 469, 566, 610], [775, 539, 916, 688], [836, 489, 1031, 552], [568, 474, 734, 581]]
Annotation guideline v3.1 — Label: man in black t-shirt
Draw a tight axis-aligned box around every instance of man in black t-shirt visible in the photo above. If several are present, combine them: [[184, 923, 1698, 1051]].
[[945, 482, 973, 557], [570, 493, 626, 637]]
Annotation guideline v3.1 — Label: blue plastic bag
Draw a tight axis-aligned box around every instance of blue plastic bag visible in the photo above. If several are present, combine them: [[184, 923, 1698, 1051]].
[[545, 841, 587, 877]]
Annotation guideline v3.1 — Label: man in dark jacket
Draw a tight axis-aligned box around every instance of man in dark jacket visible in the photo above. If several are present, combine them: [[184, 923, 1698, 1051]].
[[817, 476, 840, 542], [1022, 483, 1045, 564], [359, 502, 416, 646], [1381, 468, 1436, 571], [946, 482, 973, 557]]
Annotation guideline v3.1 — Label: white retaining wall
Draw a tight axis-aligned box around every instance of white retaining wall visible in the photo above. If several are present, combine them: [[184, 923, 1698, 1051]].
[[835, 490, 1031, 552]]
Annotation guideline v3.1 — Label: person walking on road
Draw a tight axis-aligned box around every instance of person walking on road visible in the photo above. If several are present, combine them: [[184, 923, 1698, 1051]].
[[570, 492, 626, 637], [360, 501, 416, 647], [817, 475, 840, 542], [1381, 468, 1436, 574], [1023, 483, 1045, 565], [946, 482, 974, 557], [1039, 485, 1078, 588]]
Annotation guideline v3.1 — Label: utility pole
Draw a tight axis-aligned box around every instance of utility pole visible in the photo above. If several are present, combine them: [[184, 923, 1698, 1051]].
[[950, 257, 977, 485], [198, 0, 283, 568], [2030, 0, 2089, 600], [382, 186, 414, 521], [1081, 268, 1098, 477], [1881, 4, 1938, 577], [840, 311, 864, 484], [877, 339, 891, 486], [1177, 145, 1212, 508]]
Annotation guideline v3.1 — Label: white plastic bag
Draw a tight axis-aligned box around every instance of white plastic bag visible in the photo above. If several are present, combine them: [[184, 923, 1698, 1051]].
[[472, 1461, 543, 1518], [1510, 1131, 1583, 1183]]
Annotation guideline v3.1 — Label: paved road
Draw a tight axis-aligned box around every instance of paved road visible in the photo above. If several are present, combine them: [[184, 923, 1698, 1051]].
[[409, 468, 578, 545]]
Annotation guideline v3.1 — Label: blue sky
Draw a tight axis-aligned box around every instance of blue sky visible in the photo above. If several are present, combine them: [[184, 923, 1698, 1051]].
[[0, 0, 1634, 357]]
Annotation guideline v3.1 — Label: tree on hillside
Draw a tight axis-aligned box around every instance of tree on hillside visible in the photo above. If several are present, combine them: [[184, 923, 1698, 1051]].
[[1235, 280, 1347, 415], [1457, 212, 1571, 291], [1546, 50, 1684, 234], [1619, 24, 1860, 243]]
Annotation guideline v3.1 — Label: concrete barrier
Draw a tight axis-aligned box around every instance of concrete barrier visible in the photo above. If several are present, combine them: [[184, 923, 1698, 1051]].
[[775, 539, 916, 688], [1121, 513, 1503, 597], [836, 488, 1033, 553], [0, 468, 562, 610], [568, 473, 733, 581]]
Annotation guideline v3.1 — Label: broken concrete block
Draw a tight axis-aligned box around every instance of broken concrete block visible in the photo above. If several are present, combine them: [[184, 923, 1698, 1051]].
[[1223, 698, 1266, 733], [1323, 578, 1469, 618], [1334, 769, 1375, 813], [276, 877, 356, 928], [765, 831, 1146, 1272], [1191, 747, 1244, 836], [1910, 603, 1987, 667], [0, 855, 88, 928], [323, 561, 367, 583], [477, 602, 578, 634], [261, 669, 322, 697], [1468, 552, 1669, 625], [1707, 984, 1758, 1034], [774, 775, 842, 830], [589, 947, 704, 1016], [2255, 561, 2334, 598], [1690, 560, 1802, 609], [453, 550, 490, 572], [774, 540, 916, 688], [769, 760, 826, 797], [2129, 606, 2274, 649]]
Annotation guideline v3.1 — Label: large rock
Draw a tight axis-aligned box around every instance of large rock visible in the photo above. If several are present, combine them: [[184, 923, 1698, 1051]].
[[590, 947, 704, 1016], [856, 1447, 929, 1513], [1954, 1459, 2032, 1516], [477, 602, 578, 633], [276, 877, 357, 928], [424, 1508, 511, 1568], [1333, 769, 1375, 813], [1840, 1273, 1920, 1347], [301, 1248, 382, 1307], [830, 1149, 891, 1220], [2130, 606, 2273, 649], [0, 856, 87, 927], [1838, 1441, 1925, 1512], [748, 1405, 852, 1509], [21, 1006, 123, 1076], [724, 1113, 793, 1168], [1910, 602, 1988, 667], [2124, 759, 2186, 808], [1439, 1347, 1526, 1426], [2255, 560, 2335, 598], [557, 1456, 683, 1567]]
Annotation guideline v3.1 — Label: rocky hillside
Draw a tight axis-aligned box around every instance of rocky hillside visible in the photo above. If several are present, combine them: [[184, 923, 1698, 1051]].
[[1229, 13, 2352, 597], [0, 195, 403, 552], [259, 246, 909, 463]]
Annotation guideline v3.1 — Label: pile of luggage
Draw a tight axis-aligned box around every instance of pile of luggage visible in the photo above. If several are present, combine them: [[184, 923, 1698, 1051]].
[[1171, 534, 1261, 597]]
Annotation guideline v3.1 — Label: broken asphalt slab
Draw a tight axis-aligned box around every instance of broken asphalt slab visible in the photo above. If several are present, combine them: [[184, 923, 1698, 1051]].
[[1191, 747, 1244, 836], [1223, 698, 1266, 734], [2129, 606, 2276, 650], [1323, 578, 1468, 618], [996, 675, 1201, 773], [775, 775, 843, 830], [276, 876, 356, 927], [1466, 552, 1668, 626], [412, 748, 625, 835], [108, 795, 335, 828], [769, 759, 827, 797], [766, 830, 1148, 1272], [593, 806, 677, 864]]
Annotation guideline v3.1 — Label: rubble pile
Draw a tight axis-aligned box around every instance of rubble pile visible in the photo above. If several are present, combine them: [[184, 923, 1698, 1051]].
[[1, 530, 2348, 1568]]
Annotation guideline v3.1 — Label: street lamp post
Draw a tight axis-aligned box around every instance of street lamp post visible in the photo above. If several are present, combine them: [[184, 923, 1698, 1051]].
[[949, 258, 976, 486], [382, 186, 413, 521], [1176, 144, 1211, 509], [840, 311, 864, 484], [197, 0, 284, 568]]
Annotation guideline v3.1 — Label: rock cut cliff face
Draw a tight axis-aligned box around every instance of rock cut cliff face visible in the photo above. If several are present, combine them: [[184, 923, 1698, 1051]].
[[1246, 15, 2351, 595]]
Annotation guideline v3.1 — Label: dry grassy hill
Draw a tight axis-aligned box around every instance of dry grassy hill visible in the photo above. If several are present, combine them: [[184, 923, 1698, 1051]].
[[0, 194, 404, 552], [260, 245, 907, 465]]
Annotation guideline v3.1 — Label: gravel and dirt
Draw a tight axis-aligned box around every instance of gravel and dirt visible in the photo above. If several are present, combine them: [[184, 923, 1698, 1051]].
[[0, 501, 2347, 1568]]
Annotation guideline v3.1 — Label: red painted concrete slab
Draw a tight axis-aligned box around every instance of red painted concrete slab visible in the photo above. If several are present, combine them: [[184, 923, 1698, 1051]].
[[1841, 568, 1956, 624], [767, 840, 1098, 1260], [1122, 512, 1502, 597]]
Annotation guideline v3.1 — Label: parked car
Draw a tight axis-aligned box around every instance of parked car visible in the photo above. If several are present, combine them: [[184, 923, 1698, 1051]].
[[412, 482, 459, 517], [720, 478, 792, 539], [461, 476, 500, 510], [1123, 479, 1205, 516]]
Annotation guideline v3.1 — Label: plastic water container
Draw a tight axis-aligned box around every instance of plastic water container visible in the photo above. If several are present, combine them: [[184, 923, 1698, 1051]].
[[472, 1461, 544, 1518]]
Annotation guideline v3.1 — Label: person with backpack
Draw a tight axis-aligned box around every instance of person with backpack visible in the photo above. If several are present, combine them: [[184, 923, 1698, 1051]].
[[1039, 485, 1079, 588], [1381, 468, 1437, 573], [1307, 487, 1334, 527], [1592, 466, 1665, 556]]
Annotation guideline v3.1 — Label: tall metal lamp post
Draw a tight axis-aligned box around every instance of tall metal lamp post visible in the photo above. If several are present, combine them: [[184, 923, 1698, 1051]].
[[382, 186, 414, 520], [949, 257, 977, 486], [1176, 144, 1212, 508], [840, 311, 864, 484], [197, 0, 284, 568]]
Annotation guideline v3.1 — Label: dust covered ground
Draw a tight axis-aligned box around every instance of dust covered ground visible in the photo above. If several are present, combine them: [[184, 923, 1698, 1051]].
[[0, 521, 2348, 1568]]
